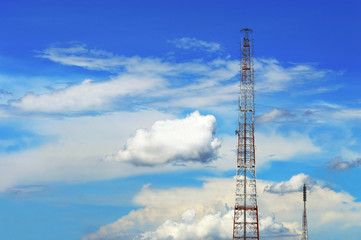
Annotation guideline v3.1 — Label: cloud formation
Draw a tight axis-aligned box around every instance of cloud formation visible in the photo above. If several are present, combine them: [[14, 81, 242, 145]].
[[255, 132, 320, 166], [264, 173, 317, 194], [254, 58, 331, 93], [139, 210, 298, 240], [0, 110, 176, 191], [259, 214, 299, 237], [13, 44, 335, 115], [84, 174, 361, 239], [12, 75, 164, 113], [256, 108, 296, 124], [83, 177, 300, 240], [38, 44, 178, 74], [168, 37, 221, 52], [112, 111, 221, 166], [327, 157, 361, 171], [139, 209, 232, 240]]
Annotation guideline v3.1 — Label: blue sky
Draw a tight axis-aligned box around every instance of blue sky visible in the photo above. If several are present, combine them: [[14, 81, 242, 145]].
[[1, 0, 361, 239]]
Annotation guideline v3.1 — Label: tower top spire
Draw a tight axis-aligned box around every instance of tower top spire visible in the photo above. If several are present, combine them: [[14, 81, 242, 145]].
[[240, 28, 253, 33]]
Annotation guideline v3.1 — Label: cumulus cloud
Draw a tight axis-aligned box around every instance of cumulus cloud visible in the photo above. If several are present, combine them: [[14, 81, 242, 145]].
[[84, 174, 361, 239], [83, 177, 300, 240], [327, 157, 361, 171], [168, 37, 221, 53], [83, 178, 235, 240], [256, 108, 296, 124], [260, 214, 299, 237], [139, 209, 232, 240], [264, 173, 317, 194], [111, 111, 221, 166], [138, 210, 299, 240]]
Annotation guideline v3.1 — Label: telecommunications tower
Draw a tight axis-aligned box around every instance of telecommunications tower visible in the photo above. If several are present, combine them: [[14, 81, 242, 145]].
[[232, 28, 260, 240], [301, 184, 309, 240]]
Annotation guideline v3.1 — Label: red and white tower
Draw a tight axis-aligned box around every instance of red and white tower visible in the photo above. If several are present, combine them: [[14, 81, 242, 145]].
[[232, 28, 260, 240], [301, 184, 309, 240]]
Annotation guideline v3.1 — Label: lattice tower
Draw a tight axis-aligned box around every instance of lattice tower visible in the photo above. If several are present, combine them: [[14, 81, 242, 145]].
[[232, 28, 260, 240], [302, 184, 309, 240]]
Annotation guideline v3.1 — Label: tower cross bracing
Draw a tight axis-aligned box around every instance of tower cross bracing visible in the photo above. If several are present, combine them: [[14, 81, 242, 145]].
[[232, 28, 260, 240]]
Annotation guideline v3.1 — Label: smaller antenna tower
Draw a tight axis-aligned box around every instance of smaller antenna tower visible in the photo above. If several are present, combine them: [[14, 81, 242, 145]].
[[301, 184, 309, 240]]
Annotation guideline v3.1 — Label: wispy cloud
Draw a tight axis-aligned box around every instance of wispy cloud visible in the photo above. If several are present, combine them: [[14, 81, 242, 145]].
[[256, 108, 296, 124], [7, 185, 46, 196], [255, 131, 321, 166], [327, 157, 361, 171], [12, 75, 165, 113], [333, 109, 361, 119], [12, 45, 240, 113], [0, 89, 12, 95], [255, 58, 333, 93], [168, 37, 221, 53], [37, 44, 177, 74], [6, 44, 335, 115]]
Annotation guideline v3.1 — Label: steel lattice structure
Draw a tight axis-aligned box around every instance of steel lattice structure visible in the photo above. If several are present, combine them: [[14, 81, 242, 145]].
[[232, 28, 260, 240], [302, 184, 309, 240]]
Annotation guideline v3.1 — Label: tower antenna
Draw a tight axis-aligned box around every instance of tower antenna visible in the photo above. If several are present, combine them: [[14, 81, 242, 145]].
[[301, 184, 309, 240], [232, 28, 260, 240]]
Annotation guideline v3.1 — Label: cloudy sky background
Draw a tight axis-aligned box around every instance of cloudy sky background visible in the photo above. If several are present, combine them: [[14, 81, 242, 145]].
[[1, 0, 361, 239]]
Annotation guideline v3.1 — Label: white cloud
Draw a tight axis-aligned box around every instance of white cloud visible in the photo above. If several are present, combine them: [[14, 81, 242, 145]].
[[255, 131, 321, 166], [82, 178, 234, 240], [139, 209, 233, 240], [259, 214, 299, 238], [138, 210, 299, 240], [264, 173, 317, 194], [254, 58, 331, 93], [168, 37, 221, 53], [27, 44, 240, 113], [38, 44, 222, 75], [83, 177, 300, 240], [256, 108, 296, 124], [12, 75, 164, 113], [333, 109, 361, 119], [38, 44, 173, 73], [16, 44, 335, 114], [0, 110, 176, 191], [85, 171, 361, 240], [111, 111, 221, 166], [206, 131, 321, 173]]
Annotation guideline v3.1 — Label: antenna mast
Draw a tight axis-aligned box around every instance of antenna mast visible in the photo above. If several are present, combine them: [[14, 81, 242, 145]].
[[301, 184, 309, 240], [232, 28, 260, 240]]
